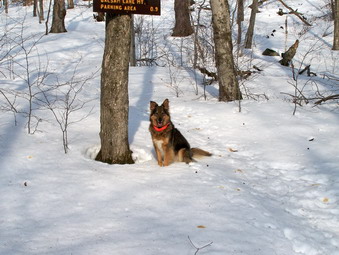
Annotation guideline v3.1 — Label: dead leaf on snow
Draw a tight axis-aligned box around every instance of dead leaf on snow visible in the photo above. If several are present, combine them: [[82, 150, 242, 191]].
[[228, 148, 238, 152]]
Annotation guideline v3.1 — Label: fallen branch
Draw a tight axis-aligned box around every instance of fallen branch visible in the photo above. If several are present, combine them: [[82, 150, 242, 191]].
[[253, 65, 263, 71], [277, 0, 312, 26], [314, 94, 339, 105], [196, 66, 218, 80], [321, 73, 339, 82], [298, 65, 317, 76]]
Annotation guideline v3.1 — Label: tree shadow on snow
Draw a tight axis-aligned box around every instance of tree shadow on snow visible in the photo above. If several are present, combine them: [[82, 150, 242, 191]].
[[128, 67, 155, 144]]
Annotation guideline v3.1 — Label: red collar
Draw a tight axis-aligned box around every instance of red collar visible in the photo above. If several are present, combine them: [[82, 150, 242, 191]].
[[153, 123, 170, 132]]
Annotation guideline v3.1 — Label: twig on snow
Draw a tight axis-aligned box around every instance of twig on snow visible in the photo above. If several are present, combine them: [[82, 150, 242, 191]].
[[188, 236, 213, 255]]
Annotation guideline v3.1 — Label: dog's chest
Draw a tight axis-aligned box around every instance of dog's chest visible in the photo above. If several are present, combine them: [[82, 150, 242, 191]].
[[154, 139, 165, 156]]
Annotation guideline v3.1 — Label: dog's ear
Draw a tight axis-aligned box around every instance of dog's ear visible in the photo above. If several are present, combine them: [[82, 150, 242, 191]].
[[162, 99, 169, 110], [150, 101, 157, 111]]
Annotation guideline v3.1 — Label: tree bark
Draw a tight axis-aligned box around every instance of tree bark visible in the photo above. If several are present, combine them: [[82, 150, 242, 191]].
[[279, 39, 299, 66], [331, 0, 335, 20], [333, 0, 339, 50], [33, 0, 38, 17], [237, 0, 244, 45], [172, 0, 194, 37], [244, 0, 258, 49], [67, 0, 74, 9], [50, 0, 67, 33], [130, 15, 137, 66], [4, 0, 9, 14], [39, 0, 44, 22], [210, 0, 242, 101], [96, 13, 134, 165]]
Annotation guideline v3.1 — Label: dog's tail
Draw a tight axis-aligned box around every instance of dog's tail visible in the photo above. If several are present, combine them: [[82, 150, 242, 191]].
[[191, 148, 212, 159]]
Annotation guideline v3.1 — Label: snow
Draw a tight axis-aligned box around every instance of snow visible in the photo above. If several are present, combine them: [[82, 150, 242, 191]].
[[1, 0, 339, 254]]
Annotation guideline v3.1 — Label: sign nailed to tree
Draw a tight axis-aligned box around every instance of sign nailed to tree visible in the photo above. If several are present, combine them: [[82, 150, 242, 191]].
[[93, 0, 160, 15]]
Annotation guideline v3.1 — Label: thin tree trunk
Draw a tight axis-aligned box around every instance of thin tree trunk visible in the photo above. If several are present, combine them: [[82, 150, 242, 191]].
[[333, 0, 339, 50], [33, 0, 38, 17], [50, 0, 67, 33], [244, 0, 258, 49], [210, 0, 242, 101], [237, 0, 244, 46], [39, 0, 44, 22], [45, 0, 53, 35], [67, 0, 74, 9], [96, 13, 134, 165], [5, 0, 8, 14], [172, 0, 194, 37]]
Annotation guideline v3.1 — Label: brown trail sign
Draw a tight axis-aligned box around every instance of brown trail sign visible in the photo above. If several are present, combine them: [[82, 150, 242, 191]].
[[93, 0, 160, 15]]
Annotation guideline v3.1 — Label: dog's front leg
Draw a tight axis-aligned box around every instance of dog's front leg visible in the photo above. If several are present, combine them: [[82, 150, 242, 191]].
[[163, 144, 174, 166], [153, 144, 163, 166]]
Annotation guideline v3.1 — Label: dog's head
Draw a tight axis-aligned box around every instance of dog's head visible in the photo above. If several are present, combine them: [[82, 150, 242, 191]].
[[150, 99, 170, 128]]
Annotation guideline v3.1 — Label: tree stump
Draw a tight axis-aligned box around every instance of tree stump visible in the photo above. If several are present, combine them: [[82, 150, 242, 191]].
[[279, 39, 299, 66]]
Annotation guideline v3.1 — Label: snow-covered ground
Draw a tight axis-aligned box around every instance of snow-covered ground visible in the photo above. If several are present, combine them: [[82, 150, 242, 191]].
[[1, 0, 339, 254]]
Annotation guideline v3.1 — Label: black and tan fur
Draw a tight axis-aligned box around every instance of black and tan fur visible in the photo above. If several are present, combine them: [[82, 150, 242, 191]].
[[149, 99, 211, 167]]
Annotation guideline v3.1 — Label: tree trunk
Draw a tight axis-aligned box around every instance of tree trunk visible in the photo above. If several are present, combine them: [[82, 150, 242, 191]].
[[279, 39, 299, 66], [172, 0, 194, 37], [33, 0, 38, 17], [237, 0, 244, 45], [244, 0, 258, 49], [67, 0, 74, 9], [331, 0, 335, 20], [4, 0, 8, 14], [333, 0, 339, 50], [210, 0, 242, 101], [96, 13, 134, 165], [50, 0, 67, 33], [39, 0, 44, 22]]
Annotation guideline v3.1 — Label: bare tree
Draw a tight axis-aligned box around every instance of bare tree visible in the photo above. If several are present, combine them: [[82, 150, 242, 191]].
[[12, 25, 46, 134], [33, 0, 38, 17], [45, 0, 53, 35], [172, 0, 194, 37], [333, 0, 339, 50], [50, 0, 67, 33], [237, 0, 244, 46], [33, 0, 44, 23], [39, 66, 96, 153], [210, 0, 242, 101], [244, 0, 258, 49], [4, 0, 8, 14], [96, 13, 134, 164], [39, 0, 45, 23]]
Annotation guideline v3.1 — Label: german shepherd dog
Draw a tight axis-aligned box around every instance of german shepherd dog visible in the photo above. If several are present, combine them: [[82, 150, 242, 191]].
[[149, 99, 211, 166]]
